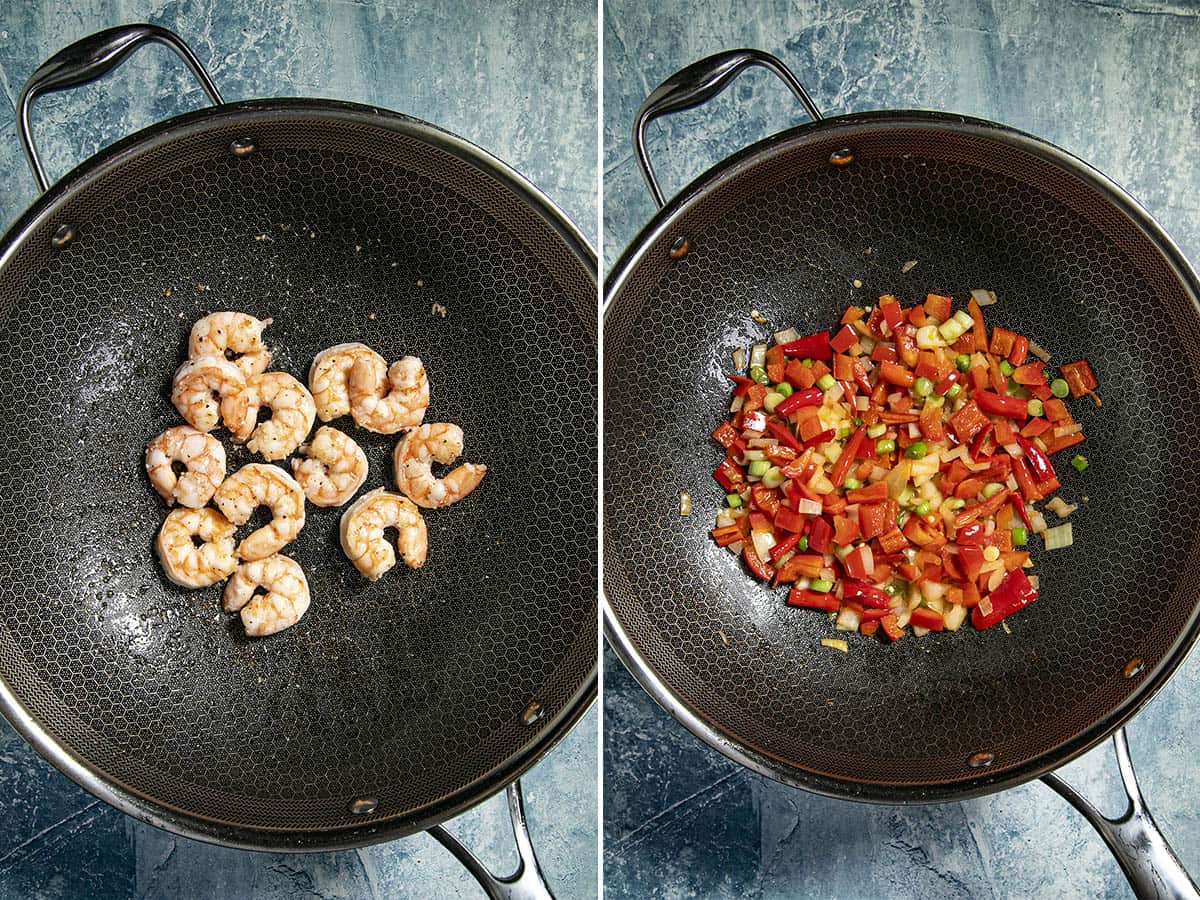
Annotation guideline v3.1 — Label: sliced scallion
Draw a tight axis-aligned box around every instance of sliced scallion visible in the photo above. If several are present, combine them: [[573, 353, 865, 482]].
[[905, 441, 929, 460], [1050, 378, 1070, 398], [999, 360, 1014, 376], [843, 476, 863, 490], [810, 578, 834, 593], [748, 460, 770, 477], [1027, 398, 1044, 417], [914, 376, 933, 397], [1011, 526, 1028, 546], [955, 353, 971, 372], [749, 365, 769, 384], [775, 382, 794, 398], [726, 493, 743, 508], [867, 423, 887, 439], [1071, 454, 1089, 472], [816, 373, 835, 391], [876, 437, 896, 454]]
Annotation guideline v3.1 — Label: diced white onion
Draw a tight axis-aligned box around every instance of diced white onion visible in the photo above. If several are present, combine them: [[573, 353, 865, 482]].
[[1028, 339, 1052, 363], [763, 391, 785, 413], [1030, 510, 1048, 533], [915, 324, 946, 348], [1002, 442, 1021, 457], [751, 531, 777, 560], [1054, 423, 1083, 437], [750, 344, 767, 368], [797, 498, 823, 516], [908, 422, 922, 439], [978, 596, 994, 618], [858, 545, 875, 576], [1028, 575, 1040, 590], [944, 604, 968, 631], [820, 638, 850, 652], [741, 449, 766, 461], [855, 396, 870, 411], [970, 288, 998, 307], [835, 608, 861, 632], [750, 308, 769, 325], [924, 581, 948, 602], [1046, 496, 1078, 518], [825, 382, 845, 403], [678, 492, 691, 516], [728, 540, 744, 554], [912, 624, 930, 637], [774, 327, 800, 345], [715, 508, 736, 528], [746, 437, 777, 448], [943, 444, 967, 463], [1043, 523, 1074, 550], [732, 347, 747, 371], [730, 394, 744, 413], [987, 568, 1005, 591]]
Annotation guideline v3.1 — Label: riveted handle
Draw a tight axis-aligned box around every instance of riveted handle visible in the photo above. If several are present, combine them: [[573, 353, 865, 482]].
[[632, 48, 823, 208], [17, 23, 223, 192], [1042, 728, 1198, 900]]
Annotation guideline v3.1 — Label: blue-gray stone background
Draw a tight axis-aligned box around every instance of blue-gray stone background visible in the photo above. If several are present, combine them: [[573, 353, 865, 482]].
[[0, 2, 597, 899], [603, 1, 1200, 898]]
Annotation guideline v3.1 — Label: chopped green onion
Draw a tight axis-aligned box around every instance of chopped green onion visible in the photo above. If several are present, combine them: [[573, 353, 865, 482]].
[[1050, 378, 1070, 398], [945, 383, 962, 399], [981, 482, 1005, 499], [867, 423, 887, 439], [905, 441, 928, 460], [816, 373, 835, 391], [897, 487, 914, 507], [797, 535, 809, 551], [913, 501, 931, 516], [1011, 526, 1028, 546], [1043, 522, 1074, 550], [763, 392, 785, 413], [913, 376, 933, 397], [802, 358, 814, 367], [748, 460, 770, 477], [938, 319, 966, 342], [762, 466, 785, 489], [836, 425, 851, 439], [852, 417, 863, 426], [946, 498, 966, 511], [749, 365, 769, 384], [983, 546, 1001, 562], [999, 360, 1014, 376], [843, 476, 863, 490], [1026, 399, 1044, 417], [1071, 454, 1089, 472], [924, 394, 945, 408], [955, 353, 971, 372], [876, 437, 896, 454], [775, 382, 794, 398], [810, 578, 834, 593]]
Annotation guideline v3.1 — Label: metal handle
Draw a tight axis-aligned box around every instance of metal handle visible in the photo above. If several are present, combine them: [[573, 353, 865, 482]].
[[17, 23, 224, 192], [427, 780, 553, 900], [632, 48, 823, 208], [1041, 728, 1198, 899]]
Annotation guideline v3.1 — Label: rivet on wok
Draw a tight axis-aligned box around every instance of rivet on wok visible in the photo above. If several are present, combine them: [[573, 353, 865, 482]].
[[230, 137, 257, 158], [1124, 657, 1145, 679], [669, 236, 690, 260], [521, 700, 544, 726], [51, 224, 75, 248], [830, 147, 854, 167], [967, 751, 994, 768], [348, 797, 378, 815]]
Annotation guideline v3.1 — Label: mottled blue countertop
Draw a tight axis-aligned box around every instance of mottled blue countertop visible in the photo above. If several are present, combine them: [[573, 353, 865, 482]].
[[0, 2, 596, 898], [603, 1, 1200, 898]]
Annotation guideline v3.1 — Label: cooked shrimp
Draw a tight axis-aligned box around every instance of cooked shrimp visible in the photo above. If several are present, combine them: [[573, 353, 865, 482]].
[[290, 426, 368, 507], [308, 343, 385, 422], [223, 554, 310, 637], [393, 422, 487, 509], [145, 425, 226, 508], [349, 354, 429, 434], [156, 507, 238, 588], [189, 311, 273, 378], [171, 356, 245, 432], [213, 463, 306, 561], [339, 488, 427, 580], [220, 372, 316, 461]]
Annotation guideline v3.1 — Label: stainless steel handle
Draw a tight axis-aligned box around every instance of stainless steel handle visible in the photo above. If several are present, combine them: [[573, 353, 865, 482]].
[[1042, 728, 1198, 900], [632, 48, 823, 208], [17, 23, 223, 192], [427, 780, 553, 900]]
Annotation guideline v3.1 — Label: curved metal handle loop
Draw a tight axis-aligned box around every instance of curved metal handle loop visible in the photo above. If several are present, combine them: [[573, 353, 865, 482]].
[[632, 48, 823, 208], [17, 23, 224, 192], [1041, 728, 1198, 899], [427, 780, 554, 900]]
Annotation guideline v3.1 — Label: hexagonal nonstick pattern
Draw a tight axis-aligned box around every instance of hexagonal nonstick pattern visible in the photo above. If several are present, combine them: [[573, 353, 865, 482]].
[[604, 116, 1200, 800], [0, 106, 596, 839]]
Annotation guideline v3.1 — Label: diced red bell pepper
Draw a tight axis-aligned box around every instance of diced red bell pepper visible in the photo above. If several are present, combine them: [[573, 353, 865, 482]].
[[743, 544, 773, 581], [808, 516, 834, 553], [880, 614, 904, 641], [1060, 359, 1098, 398], [877, 528, 910, 554], [858, 502, 887, 540], [846, 481, 888, 504], [833, 354, 855, 382], [742, 409, 767, 433], [934, 370, 959, 395], [971, 568, 1038, 629], [823, 493, 848, 516], [1008, 335, 1029, 366], [742, 383, 768, 413], [766, 420, 803, 453], [843, 545, 874, 579], [765, 345, 786, 384], [956, 520, 986, 545], [766, 445, 798, 468], [748, 511, 772, 532], [959, 545, 985, 580], [967, 297, 988, 351], [774, 507, 806, 533], [1043, 431, 1085, 455], [915, 351, 939, 381], [969, 422, 994, 461], [711, 524, 742, 547], [785, 359, 817, 390], [1043, 398, 1070, 422], [833, 515, 860, 546], [768, 531, 801, 561], [880, 295, 904, 328], [830, 324, 857, 353], [859, 620, 881, 635], [776, 387, 823, 417], [727, 374, 755, 397], [842, 579, 892, 609], [711, 420, 740, 448], [750, 483, 781, 516], [975, 390, 1028, 419], [908, 306, 928, 327], [924, 293, 952, 322], [871, 343, 898, 364], [1016, 435, 1057, 484], [1028, 382, 1053, 401], [713, 458, 745, 492], [992, 418, 1016, 446], [949, 400, 990, 443], [894, 326, 919, 367], [878, 361, 915, 388], [989, 327, 1017, 357], [777, 554, 824, 582], [910, 607, 945, 631], [919, 401, 945, 442], [787, 586, 841, 611], [841, 306, 866, 325], [780, 331, 833, 359], [1012, 362, 1047, 386], [903, 515, 946, 550]]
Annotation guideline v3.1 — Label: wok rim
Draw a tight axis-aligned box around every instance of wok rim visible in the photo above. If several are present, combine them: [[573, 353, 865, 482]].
[[0, 97, 598, 851], [602, 107, 1200, 804]]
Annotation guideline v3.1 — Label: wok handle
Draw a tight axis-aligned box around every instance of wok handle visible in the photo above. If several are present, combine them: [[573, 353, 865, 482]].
[[17, 23, 223, 192], [1041, 728, 1198, 899], [426, 780, 554, 900], [633, 48, 822, 208]]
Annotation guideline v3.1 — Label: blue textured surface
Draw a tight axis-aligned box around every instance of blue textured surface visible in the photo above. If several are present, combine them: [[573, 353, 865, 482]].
[[603, 1, 1200, 898], [0, 3, 597, 898]]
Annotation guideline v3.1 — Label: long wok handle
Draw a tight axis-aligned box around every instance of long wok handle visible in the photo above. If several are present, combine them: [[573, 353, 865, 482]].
[[17, 23, 224, 192], [1041, 728, 1198, 899], [426, 780, 554, 900], [633, 48, 823, 208]]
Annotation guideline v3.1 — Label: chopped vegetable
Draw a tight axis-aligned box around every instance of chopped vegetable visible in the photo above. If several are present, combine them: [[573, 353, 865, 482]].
[[820, 638, 850, 652], [708, 292, 1095, 642]]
